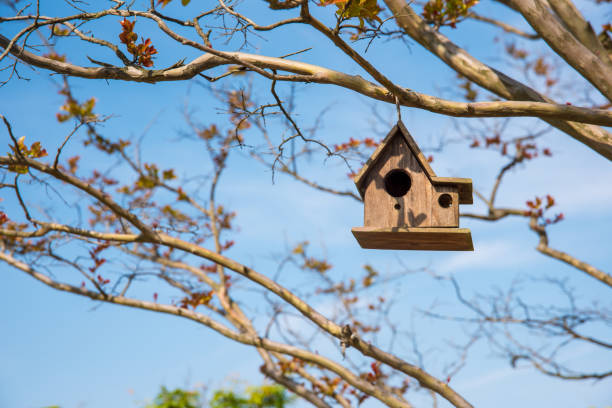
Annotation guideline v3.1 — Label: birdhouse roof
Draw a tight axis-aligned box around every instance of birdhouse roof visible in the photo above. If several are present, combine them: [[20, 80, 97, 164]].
[[353, 122, 473, 204]]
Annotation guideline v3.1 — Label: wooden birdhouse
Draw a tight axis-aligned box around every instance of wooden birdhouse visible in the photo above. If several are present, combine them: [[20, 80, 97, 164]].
[[351, 122, 474, 251]]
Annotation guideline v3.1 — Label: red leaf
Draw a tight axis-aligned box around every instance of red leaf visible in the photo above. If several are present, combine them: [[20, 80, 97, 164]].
[[485, 135, 501, 146]]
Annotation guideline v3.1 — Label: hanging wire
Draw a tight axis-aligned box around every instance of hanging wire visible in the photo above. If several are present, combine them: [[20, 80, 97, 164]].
[[395, 94, 402, 124]]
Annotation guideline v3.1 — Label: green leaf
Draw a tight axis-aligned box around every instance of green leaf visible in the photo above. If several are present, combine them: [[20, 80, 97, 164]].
[[210, 385, 294, 408], [144, 386, 200, 408]]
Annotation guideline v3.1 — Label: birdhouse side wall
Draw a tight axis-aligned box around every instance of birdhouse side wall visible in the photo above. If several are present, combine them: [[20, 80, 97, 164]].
[[363, 135, 433, 228], [431, 184, 459, 227]]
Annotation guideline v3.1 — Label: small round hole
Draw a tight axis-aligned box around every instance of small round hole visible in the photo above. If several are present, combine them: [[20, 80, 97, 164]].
[[438, 193, 452, 208], [384, 169, 411, 197], [394, 203, 401, 210]]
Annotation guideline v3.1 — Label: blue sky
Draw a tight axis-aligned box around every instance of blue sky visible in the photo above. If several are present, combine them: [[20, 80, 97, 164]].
[[1, 1, 611, 407]]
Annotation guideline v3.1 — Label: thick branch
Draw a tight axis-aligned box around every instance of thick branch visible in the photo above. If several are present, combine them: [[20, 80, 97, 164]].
[[546, 0, 612, 64], [509, 0, 612, 101], [382, 0, 612, 161], [1, 35, 611, 128]]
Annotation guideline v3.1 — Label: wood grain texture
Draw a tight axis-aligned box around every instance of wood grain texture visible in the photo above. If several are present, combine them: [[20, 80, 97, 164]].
[[353, 124, 402, 196], [397, 121, 438, 179], [431, 177, 473, 204], [354, 123, 473, 204], [351, 227, 474, 251], [431, 185, 459, 227], [354, 122, 474, 250], [354, 123, 437, 198], [364, 134, 434, 227]]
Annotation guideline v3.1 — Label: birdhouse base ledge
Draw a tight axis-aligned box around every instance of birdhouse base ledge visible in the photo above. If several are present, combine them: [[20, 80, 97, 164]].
[[351, 227, 474, 251]]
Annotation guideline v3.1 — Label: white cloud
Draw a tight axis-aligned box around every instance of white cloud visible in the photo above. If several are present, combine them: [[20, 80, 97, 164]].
[[436, 239, 537, 275], [457, 364, 519, 391]]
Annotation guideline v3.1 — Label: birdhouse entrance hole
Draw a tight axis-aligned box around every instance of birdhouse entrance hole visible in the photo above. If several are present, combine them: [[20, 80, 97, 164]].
[[438, 193, 452, 208], [384, 169, 411, 197]]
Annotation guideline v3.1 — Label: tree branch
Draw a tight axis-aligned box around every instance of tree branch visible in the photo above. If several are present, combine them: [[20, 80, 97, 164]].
[[467, 12, 539, 39], [382, 0, 612, 160], [1, 34, 611, 129], [0, 152, 473, 408], [529, 216, 612, 288], [0, 249, 413, 408], [546, 0, 611, 64], [508, 0, 612, 101]]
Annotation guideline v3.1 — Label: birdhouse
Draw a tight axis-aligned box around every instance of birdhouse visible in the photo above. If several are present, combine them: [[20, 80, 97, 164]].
[[351, 122, 474, 251]]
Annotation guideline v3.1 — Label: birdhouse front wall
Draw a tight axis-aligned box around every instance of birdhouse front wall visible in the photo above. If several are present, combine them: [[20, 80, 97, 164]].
[[363, 134, 459, 228]]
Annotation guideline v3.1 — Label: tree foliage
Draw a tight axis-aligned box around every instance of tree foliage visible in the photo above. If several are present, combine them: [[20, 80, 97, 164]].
[[145, 387, 202, 408], [210, 385, 294, 408], [1, 1, 611, 407]]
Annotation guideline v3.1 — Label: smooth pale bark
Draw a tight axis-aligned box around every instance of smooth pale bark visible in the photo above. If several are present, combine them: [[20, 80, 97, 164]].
[[383, 0, 612, 161], [1, 35, 612, 126], [510, 0, 612, 101], [546, 0, 612, 64]]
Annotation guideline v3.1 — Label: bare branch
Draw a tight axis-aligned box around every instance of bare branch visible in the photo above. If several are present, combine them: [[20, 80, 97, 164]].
[[529, 216, 612, 288], [468, 12, 539, 39]]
